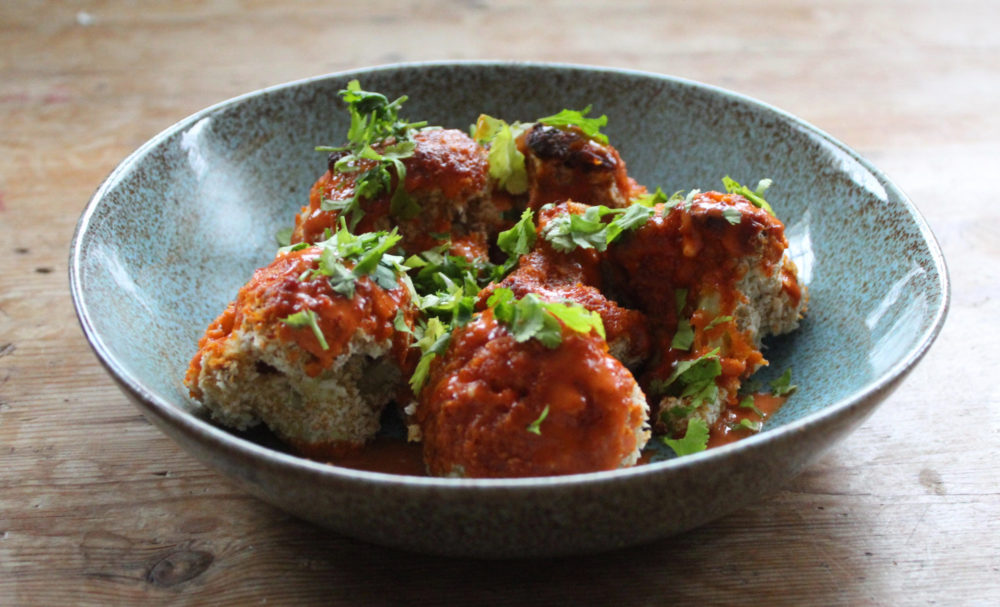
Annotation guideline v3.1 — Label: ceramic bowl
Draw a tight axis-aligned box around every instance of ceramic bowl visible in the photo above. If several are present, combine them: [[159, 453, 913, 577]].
[[70, 62, 948, 558]]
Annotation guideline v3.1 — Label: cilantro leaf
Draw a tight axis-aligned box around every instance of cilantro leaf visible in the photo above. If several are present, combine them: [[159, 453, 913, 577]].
[[671, 319, 694, 350], [541, 203, 651, 253], [526, 405, 550, 435], [543, 300, 605, 340], [281, 309, 329, 351], [496, 208, 536, 272], [275, 227, 293, 247], [738, 394, 764, 417], [662, 418, 710, 456], [537, 106, 609, 144], [475, 115, 529, 195], [631, 186, 669, 207], [311, 224, 405, 299], [674, 288, 688, 314], [604, 204, 654, 243], [649, 348, 723, 409], [704, 315, 734, 331], [722, 207, 742, 225], [651, 348, 722, 394], [770, 368, 798, 397], [722, 176, 775, 214], [487, 288, 605, 348], [733, 418, 762, 432], [409, 317, 452, 393], [315, 80, 430, 227]]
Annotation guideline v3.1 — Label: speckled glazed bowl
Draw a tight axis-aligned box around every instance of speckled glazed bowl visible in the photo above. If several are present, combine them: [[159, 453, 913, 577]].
[[70, 62, 948, 558]]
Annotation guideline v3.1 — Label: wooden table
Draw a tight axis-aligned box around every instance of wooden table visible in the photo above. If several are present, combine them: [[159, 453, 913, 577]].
[[2, 1, 998, 604]]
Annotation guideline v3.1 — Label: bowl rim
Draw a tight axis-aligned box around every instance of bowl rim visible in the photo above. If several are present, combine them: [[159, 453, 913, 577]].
[[68, 60, 951, 489]]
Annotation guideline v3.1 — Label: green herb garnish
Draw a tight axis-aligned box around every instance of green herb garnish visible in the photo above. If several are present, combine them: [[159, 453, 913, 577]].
[[738, 394, 764, 417], [722, 176, 774, 214], [722, 207, 742, 225], [662, 418, 710, 456], [275, 227, 293, 247], [474, 114, 529, 195], [733, 418, 762, 432], [770, 368, 798, 397], [704, 315, 734, 331], [526, 405, 550, 435], [671, 319, 694, 351], [280, 309, 329, 351], [315, 80, 429, 228], [409, 317, 452, 392], [649, 348, 723, 409], [537, 106, 609, 144], [290, 219, 405, 299], [541, 203, 653, 253], [495, 208, 537, 274], [487, 288, 605, 348], [631, 187, 670, 207]]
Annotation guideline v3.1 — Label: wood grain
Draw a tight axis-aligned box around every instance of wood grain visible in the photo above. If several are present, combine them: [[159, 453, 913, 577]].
[[2, 1, 998, 604]]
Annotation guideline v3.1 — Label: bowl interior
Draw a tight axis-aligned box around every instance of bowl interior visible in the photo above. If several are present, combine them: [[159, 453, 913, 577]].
[[72, 63, 947, 468]]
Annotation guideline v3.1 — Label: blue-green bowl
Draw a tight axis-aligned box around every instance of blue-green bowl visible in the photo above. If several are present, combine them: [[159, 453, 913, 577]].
[[70, 62, 948, 558]]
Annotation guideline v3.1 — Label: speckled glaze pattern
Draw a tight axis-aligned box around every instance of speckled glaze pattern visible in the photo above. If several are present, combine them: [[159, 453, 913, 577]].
[[70, 62, 949, 558]]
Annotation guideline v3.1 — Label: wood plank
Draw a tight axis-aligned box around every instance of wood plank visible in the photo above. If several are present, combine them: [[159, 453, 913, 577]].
[[2, 0, 998, 604]]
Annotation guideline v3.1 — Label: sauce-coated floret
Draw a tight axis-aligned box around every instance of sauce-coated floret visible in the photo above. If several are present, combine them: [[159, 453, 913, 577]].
[[416, 309, 649, 478]]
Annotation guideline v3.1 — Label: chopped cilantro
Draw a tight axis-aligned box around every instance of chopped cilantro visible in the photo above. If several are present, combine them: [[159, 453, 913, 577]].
[[315, 80, 429, 228], [605, 204, 655, 243], [722, 176, 775, 214], [733, 418, 762, 432], [495, 208, 536, 274], [409, 317, 452, 392], [526, 405, 550, 435], [631, 186, 670, 207], [541, 203, 653, 253], [544, 299, 606, 340], [303, 221, 406, 299], [662, 418, 710, 456], [487, 288, 605, 348], [649, 348, 723, 409], [674, 288, 688, 314], [537, 106, 609, 144], [542, 204, 616, 252], [770, 368, 798, 397], [393, 308, 412, 335], [722, 207, 742, 225], [275, 227, 293, 247], [738, 394, 764, 417], [704, 315, 734, 331], [474, 114, 529, 195], [280, 309, 329, 351], [671, 319, 694, 350], [416, 273, 478, 327]]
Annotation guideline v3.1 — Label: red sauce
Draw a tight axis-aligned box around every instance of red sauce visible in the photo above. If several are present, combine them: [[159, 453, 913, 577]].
[[327, 436, 427, 476], [332, 391, 787, 474], [609, 192, 790, 415], [416, 309, 646, 478], [185, 246, 414, 395], [291, 129, 489, 255], [707, 392, 786, 449], [519, 124, 642, 209]]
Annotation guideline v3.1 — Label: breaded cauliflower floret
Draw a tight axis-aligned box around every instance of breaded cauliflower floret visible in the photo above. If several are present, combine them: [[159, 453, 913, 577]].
[[416, 307, 649, 478], [609, 191, 806, 435], [481, 201, 652, 368], [292, 128, 497, 258], [517, 123, 646, 210], [185, 242, 416, 458]]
